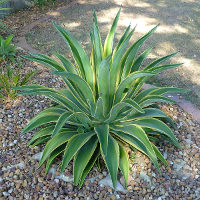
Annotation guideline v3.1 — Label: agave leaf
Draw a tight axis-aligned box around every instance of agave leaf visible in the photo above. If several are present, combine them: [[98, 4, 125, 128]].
[[149, 63, 182, 73], [127, 108, 171, 120], [45, 144, 66, 175], [122, 25, 158, 79], [70, 112, 93, 129], [14, 84, 46, 90], [53, 72, 95, 107], [22, 107, 66, 133], [144, 52, 177, 71], [52, 111, 72, 137], [139, 95, 177, 108], [23, 53, 66, 72], [132, 118, 180, 147], [95, 124, 109, 156], [31, 136, 51, 147], [39, 131, 77, 167], [113, 25, 131, 57], [103, 8, 121, 58], [124, 108, 175, 128], [28, 125, 55, 146], [78, 146, 100, 188], [53, 22, 94, 90], [61, 79, 90, 111], [103, 135, 119, 188], [93, 11, 103, 56], [61, 131, 95, 173], [109, 30, 133, 104], [73, 136, 98, 185], [114, 71, 155, 104], [123, 99, 144, 113], [92, 23, 103, 74], [134, 87, 159, 102], [111, 125, 160, 172], [17, 87, 82, 112], [131, 47, 153, 72], [94, 97, 105, 121], [98, 56, 110, 114], [60, 89, 90, 114], [128, 52, 179, 97], [149, 87, 189, 96], [151, 143, 168, 167], [53, 52, 78, 74], [119, 144, 129, 188], [105, 98, 144, 123]]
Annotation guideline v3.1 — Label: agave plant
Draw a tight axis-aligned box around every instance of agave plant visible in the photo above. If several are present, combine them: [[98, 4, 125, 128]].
[[17, 9, 187, 188]]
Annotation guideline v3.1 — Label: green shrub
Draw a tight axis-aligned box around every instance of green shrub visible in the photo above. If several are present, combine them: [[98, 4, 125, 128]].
[[0, 35, 16, 62], [17, 10, 187, 188], [0, 60, 38, 99]]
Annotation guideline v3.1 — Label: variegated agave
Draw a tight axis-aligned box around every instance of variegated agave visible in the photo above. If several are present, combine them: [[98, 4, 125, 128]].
[[17, 9, 187, 188]]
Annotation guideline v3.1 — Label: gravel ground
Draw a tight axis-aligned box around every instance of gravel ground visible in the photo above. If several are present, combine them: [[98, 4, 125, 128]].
[[0, 1, 200, 198], [0, 58, 200, 200]]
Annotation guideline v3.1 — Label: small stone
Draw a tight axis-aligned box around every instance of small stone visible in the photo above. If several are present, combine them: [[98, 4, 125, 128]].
[[13, 140, 18, 144], [55, 171, 60, 176], [8, 189, 13, 193], [99, 174, 103, 179], [15, 169, 20, 175], [195, 175, 199, 179], [102, 171, 107, 176], [53, 191, 58, 198], [66, 183, 73, 191], [134, 187, 140, 191], [3, 192, 9, 196], [111, 195, 116, 200], [85, 180, 90, 186], [33, 177, 38, 184], [38, 177, 43, 182], [108, 187, 113, 193], [23, 180, 28, 187], [54, 178, 59, 184]]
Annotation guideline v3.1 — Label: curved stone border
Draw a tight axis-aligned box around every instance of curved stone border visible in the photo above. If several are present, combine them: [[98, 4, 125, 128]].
[[16, 0, 200, 124], [143, 84, 200, 124]]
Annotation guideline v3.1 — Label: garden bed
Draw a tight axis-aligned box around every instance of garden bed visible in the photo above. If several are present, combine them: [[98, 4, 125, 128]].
[[0, 0, 200, 199], [0, 58, 199, 199]]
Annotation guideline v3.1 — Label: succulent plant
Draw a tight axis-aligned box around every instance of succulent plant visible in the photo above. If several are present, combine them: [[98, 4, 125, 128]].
[[17, 9, 187, 188]]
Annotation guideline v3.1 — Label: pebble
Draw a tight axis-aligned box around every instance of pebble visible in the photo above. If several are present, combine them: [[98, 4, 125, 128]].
[[3, 192, 9, 196], [53, 191, 58, 198]]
